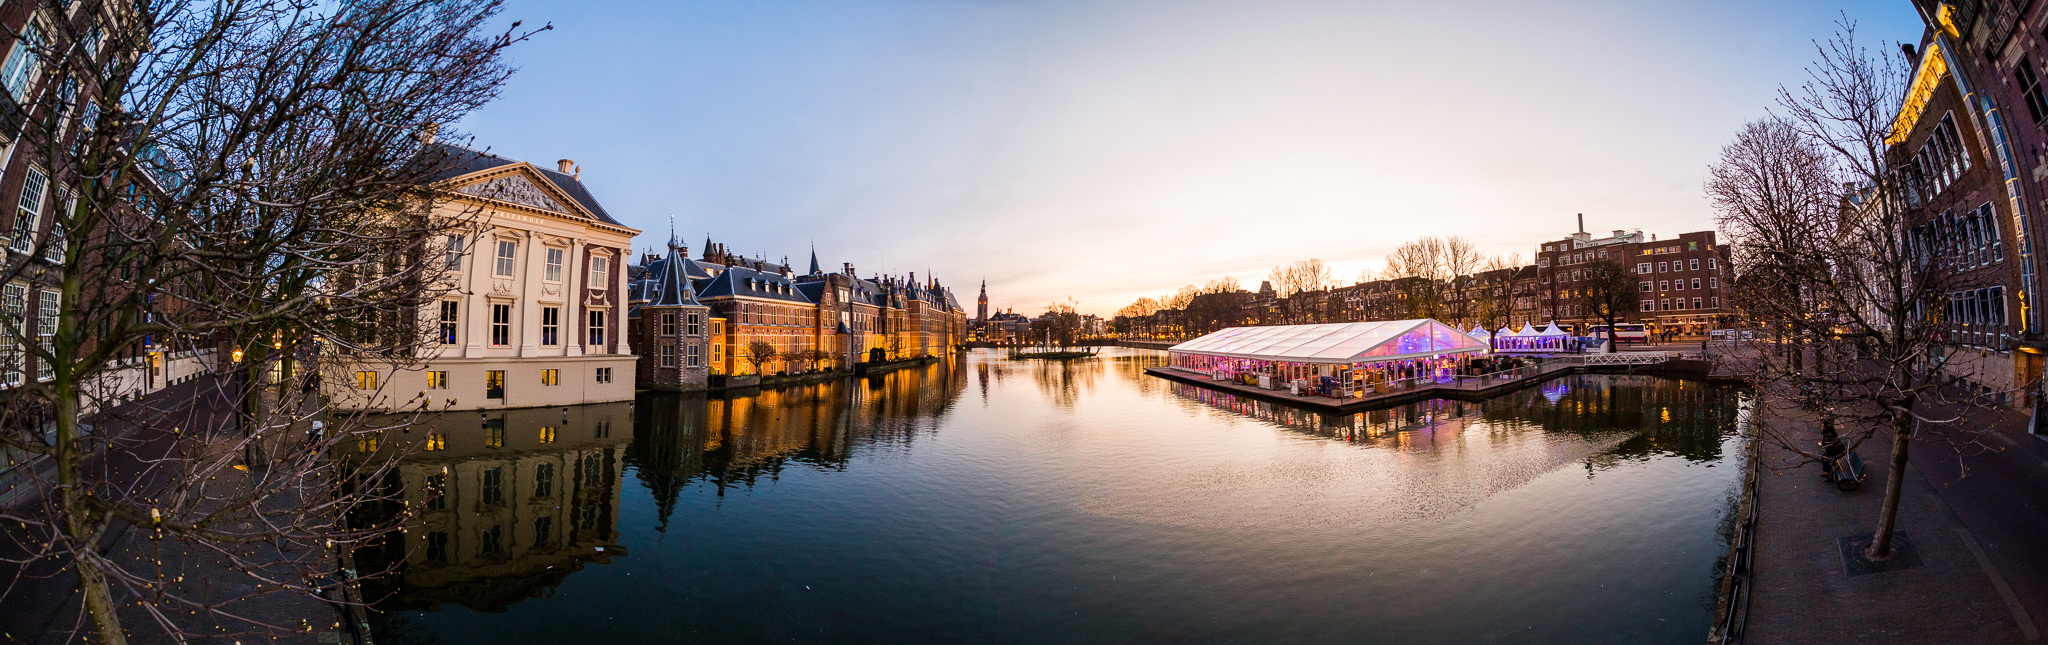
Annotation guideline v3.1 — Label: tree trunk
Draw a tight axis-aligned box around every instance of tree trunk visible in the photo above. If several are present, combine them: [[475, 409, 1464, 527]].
[[76, 554, 129, 645], [55, 384, 127, 644], [1867, 410, 1913, 559]]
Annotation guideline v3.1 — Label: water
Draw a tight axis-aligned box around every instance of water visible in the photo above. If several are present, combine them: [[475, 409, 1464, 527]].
[[362, 347, 1746, 644]]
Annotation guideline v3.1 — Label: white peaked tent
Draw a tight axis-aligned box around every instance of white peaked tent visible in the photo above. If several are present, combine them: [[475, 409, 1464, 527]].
[[1468, 325, 1491, 339], [1167, 319, 1488, 365], [1539, 322, 1569, 337]]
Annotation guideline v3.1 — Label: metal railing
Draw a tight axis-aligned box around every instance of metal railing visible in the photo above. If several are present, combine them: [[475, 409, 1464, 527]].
[[1712, 428, 1762, 644]]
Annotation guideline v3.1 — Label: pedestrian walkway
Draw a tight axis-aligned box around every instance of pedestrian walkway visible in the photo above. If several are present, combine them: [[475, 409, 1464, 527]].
[[1744, 404, 2043, 643]]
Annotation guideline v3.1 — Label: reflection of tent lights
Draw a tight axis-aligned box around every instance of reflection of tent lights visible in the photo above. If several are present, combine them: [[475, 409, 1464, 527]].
[[1542, 380, 1568, 404]]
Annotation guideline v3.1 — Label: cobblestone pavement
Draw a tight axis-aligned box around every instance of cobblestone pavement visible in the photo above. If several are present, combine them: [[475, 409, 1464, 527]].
[[1745, 403, 2042, 643]]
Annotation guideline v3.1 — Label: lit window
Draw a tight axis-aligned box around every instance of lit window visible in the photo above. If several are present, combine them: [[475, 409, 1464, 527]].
[[355, 371, 377, 389], [541, 368, 559, 386], [424, 433, 446, 451], [439, 301, 459, 344], [426, 371, 448, 389], [486, 370, 505, 399]]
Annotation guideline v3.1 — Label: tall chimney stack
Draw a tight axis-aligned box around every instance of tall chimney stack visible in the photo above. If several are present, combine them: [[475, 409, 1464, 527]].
[[1577, 213, 1584, 234], [557, 159, 574, 174]]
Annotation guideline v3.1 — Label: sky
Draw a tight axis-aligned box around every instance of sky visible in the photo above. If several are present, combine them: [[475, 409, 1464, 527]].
[[456, 0, 1926, 317]]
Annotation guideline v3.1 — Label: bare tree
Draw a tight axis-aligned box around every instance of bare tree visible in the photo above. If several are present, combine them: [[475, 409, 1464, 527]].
[[745, 340, 779, 376], [1710, 18, 1984, 561], [0, 1, 540, 642], [1575, 260, 1639, 342]]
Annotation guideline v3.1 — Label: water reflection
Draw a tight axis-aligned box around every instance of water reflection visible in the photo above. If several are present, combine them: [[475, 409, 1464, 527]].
[[364, 349, 1743, 644], [630, 358, 968, 528], [356, 403, 631, 613], [1164, 373, 1739, 467], [363, 358, 969, 620]]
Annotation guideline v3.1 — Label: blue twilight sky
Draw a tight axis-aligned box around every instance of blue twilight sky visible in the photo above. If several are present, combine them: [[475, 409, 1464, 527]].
[[455, 0, 1926, 317]]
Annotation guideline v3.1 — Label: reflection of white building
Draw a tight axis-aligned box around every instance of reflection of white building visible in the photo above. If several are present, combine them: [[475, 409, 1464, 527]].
[[328, 145, 639, 411], [365, 403, 630, 611]]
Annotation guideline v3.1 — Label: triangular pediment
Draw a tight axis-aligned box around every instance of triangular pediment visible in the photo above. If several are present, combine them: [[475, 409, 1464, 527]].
[[447, 165, 593, 221]]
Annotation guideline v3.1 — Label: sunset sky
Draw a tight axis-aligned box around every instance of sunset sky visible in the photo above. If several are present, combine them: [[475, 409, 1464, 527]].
[[458, 0, 1924, 317]]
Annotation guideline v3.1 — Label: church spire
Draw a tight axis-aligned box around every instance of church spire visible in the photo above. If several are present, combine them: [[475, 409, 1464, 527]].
[[808, 243, 821, 275]]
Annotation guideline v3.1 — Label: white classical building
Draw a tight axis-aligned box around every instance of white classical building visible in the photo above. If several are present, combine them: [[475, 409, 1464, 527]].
[[328, 145, 640, 411]]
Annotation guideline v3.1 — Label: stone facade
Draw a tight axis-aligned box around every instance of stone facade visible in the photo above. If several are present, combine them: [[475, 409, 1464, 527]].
[[327, 147, 640, 411]]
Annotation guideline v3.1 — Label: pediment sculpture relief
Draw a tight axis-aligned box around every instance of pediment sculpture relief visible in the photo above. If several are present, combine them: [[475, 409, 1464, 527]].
[[458, 173, 570, 214]]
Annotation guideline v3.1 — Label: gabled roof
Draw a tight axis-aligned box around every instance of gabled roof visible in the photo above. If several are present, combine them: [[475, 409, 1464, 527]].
[[1168, 319, 1486, 364], [423, 143, 623, 226]]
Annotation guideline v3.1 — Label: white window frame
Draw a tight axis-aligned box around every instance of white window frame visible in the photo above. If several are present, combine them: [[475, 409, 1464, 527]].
[[13, 167, 45, 255], [36, 288, 54, 381], [0, 21, 43, 103], [588, 255, 610, 290], [544, 247, 564, 282], [493, 239, 517, 277]]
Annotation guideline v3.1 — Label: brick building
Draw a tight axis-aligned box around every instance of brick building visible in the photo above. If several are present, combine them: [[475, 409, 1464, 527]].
[[1534, 217, 1731, 336]]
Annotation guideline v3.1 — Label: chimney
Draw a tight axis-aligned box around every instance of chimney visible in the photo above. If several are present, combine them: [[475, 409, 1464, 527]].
[[1613, 230, 1625, 238], [1577, 213, 1585, 234], [556, 159, 574, 174]]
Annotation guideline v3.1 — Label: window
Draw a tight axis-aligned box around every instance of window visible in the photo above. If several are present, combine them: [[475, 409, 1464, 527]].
[[494, 240, 517, 277], [2020, 56, 2048, 124], [1691, 278, 1701, 290], [534, 517, 554, 548], [490, 304, 510, 346], [425, 473, 446, 510], [486, 370, 505, 399], [540, 426, 556, 444], [439, 301, 459, 345], [1640, 282, 1652, 293], [426, 371, 448, 389], [1641, 300, 1654, 312], [445, 235, 465, 270], [1659, 281, 1669, 291], [14, 167, 45, 255], [355, 371, 377, 389], [1711, 296, 1720, 308], [1692, 297, 1703, 310], [1637, 262, 1651, 274], [659, 344, 675, 367], [588, 310, 606, 348], [687, 343, 701, 367], [1708, 258, 1716, 270], [35, 289, 53, 381], [424, 433, 446, 451], [358, 433, 380, 453], [1657, 262, 1668, 273], [482, 467, 503, 504], [541, 306, 559, 346], [686, 312, 702, 335], [541, 368, 559, 386], [0, 22, 41, 102], [545, 247, 564, 281], [484, 417, 504, 448], [534, 463, 554, 497], [595, 367, 612, 383], [425, 531, 448, 562], [589, 256, 610, 289], [661, 312, 676, 336]]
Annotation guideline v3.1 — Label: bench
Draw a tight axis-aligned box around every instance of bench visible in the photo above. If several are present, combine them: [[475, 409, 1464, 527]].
[[1827, 451, 1867, 491]]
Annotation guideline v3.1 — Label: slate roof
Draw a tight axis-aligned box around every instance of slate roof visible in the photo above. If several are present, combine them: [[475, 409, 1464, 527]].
[[421, 143, 624, 226], [694, 265, 814, 304], [649, 247, 704, 308]]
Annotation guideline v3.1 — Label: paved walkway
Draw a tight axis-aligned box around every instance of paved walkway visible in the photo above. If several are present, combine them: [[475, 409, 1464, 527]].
[[1745, 402, 2045, 643]]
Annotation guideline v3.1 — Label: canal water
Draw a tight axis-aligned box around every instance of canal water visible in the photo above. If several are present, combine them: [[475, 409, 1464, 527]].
[[361, 348, 1746, 644]]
